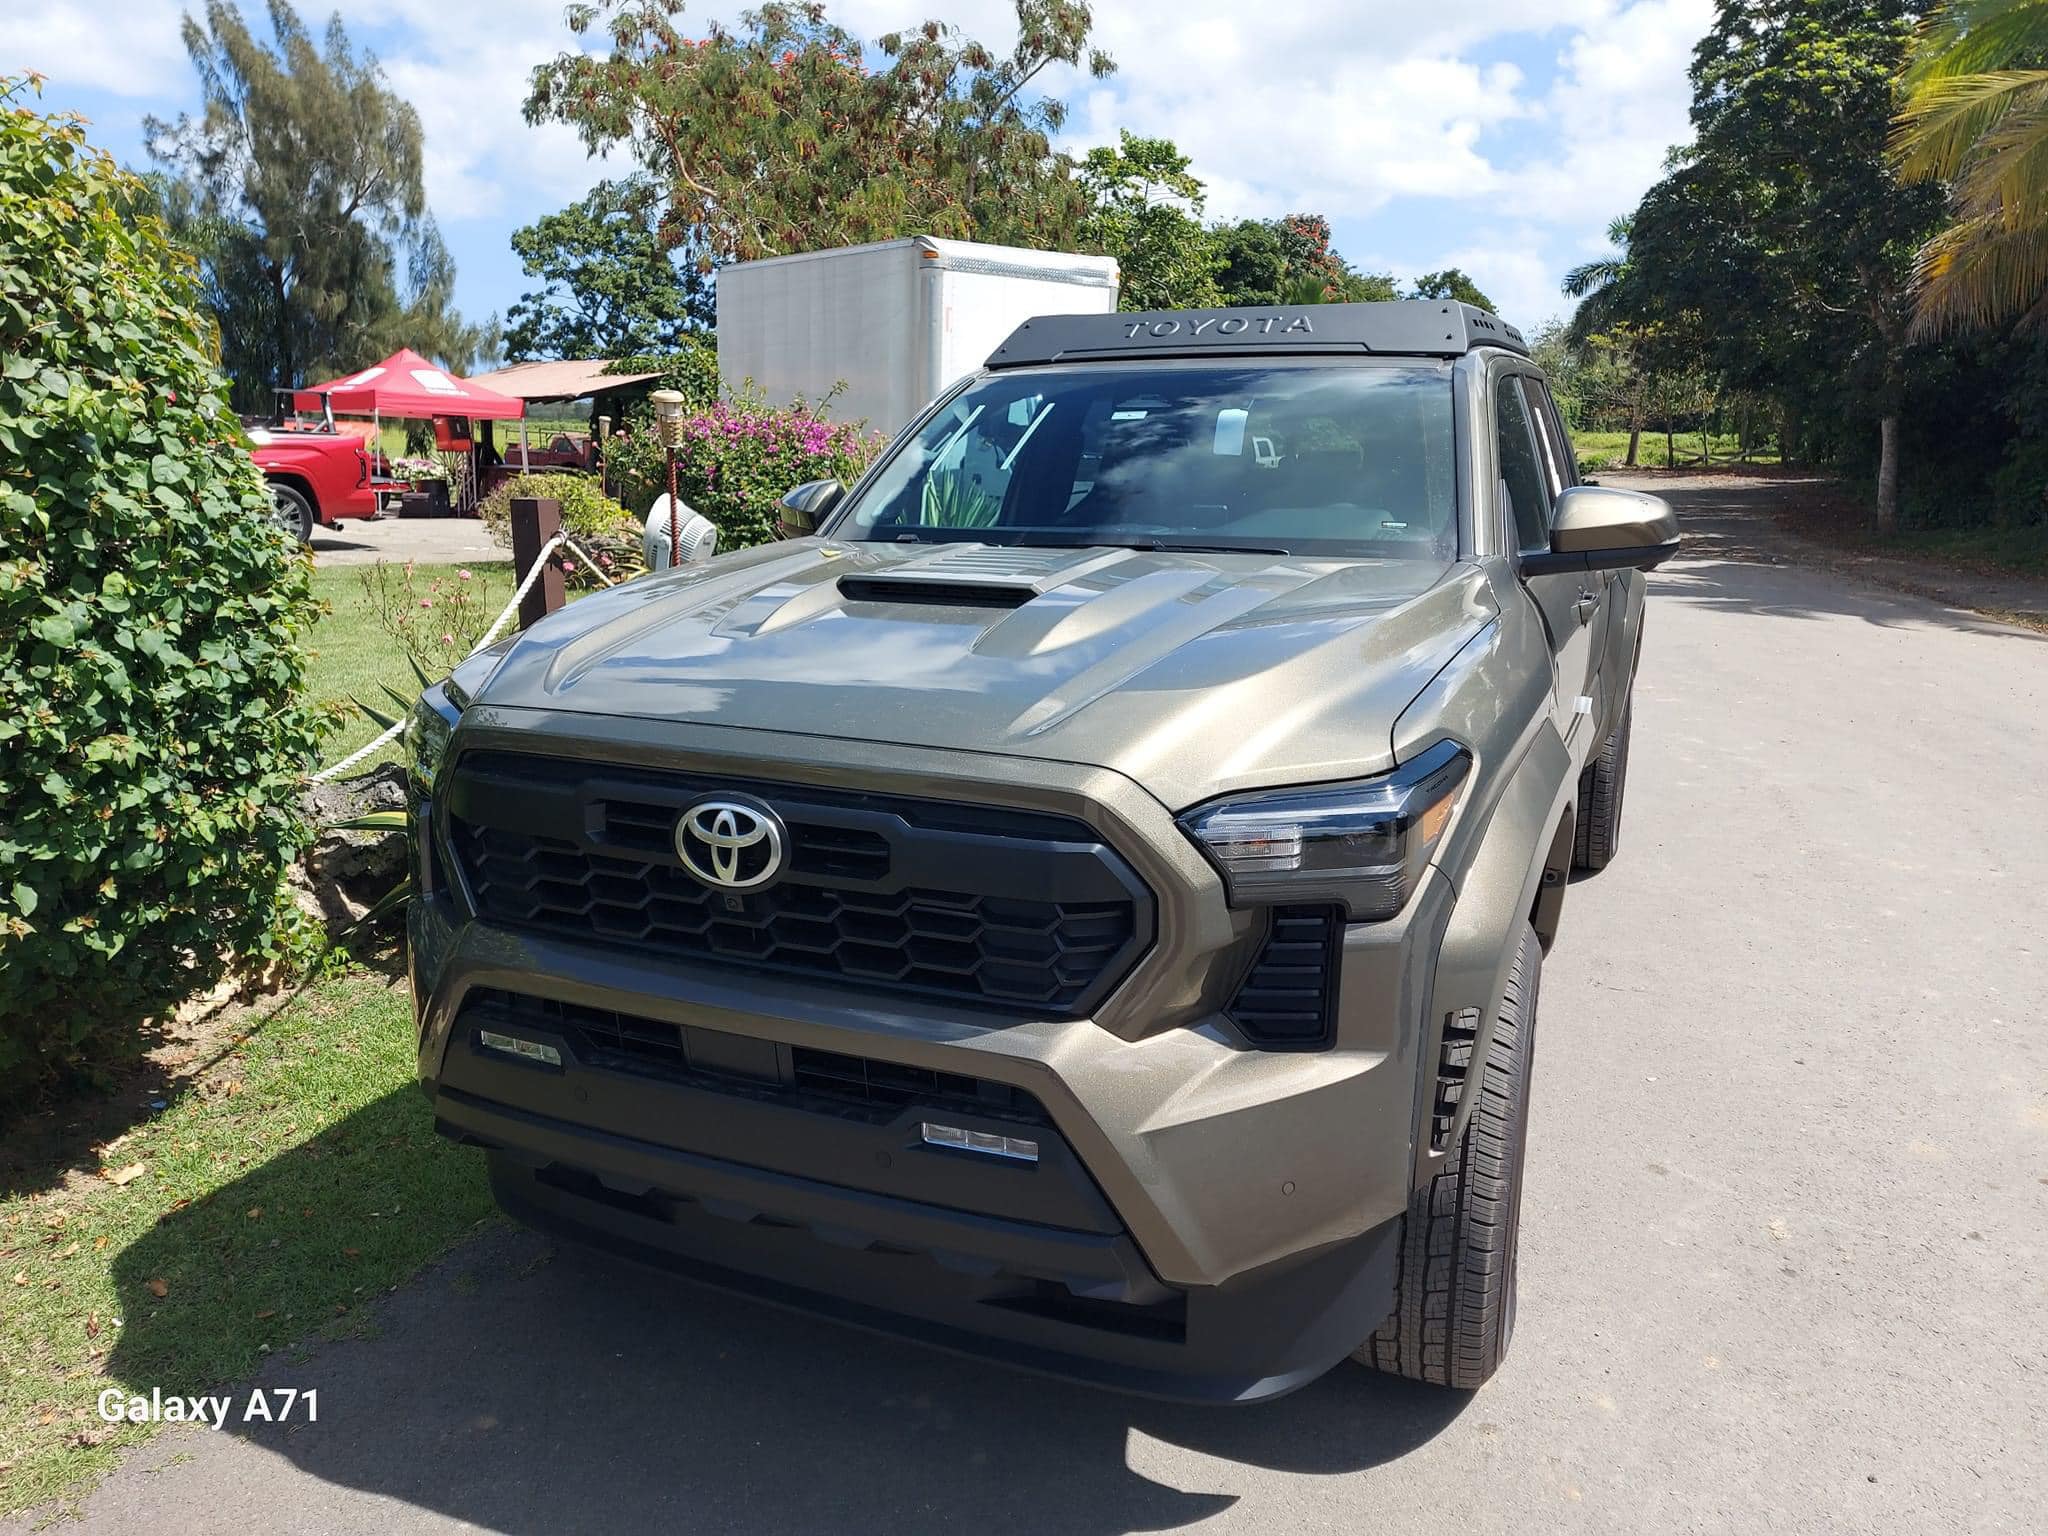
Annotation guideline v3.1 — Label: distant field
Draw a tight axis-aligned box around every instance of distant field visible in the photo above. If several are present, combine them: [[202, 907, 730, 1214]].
[[1573, 430, 1779, 471]]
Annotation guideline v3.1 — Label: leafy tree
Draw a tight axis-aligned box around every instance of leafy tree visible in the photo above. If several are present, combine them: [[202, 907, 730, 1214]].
[[1619, 0, 1945, 528], [1274, 213, 1399, 302], [147, 0, 486, 408], [1076, 132, 1220, 311], [1213, 214, 1396, 305], [1411, 268, 1496, 311], [504, 180, 714, 360], [1894, 0, 2048, 335], [1578, 324, 1659, 466], [1, 78, 324, 1091], [1213, 219, 1289, 306], [528, 0, 1114, 263]]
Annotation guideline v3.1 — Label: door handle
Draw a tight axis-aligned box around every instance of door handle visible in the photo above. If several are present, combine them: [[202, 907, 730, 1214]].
[[1572, 590, 1599, 626]]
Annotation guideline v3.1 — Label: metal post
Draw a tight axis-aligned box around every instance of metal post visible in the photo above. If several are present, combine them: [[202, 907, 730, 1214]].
[[649, 389, 687, 571], [509, 496, 564, 630]]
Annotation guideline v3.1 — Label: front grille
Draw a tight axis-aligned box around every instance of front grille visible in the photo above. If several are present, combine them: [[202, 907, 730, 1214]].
[[466, 990, 1049, 1127], [443, 752, 1150, 1017], [1227, 905, 1343, 1048]]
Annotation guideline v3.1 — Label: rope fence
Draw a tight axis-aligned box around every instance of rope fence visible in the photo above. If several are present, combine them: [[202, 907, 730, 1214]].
[[309, 530, 589, 783]]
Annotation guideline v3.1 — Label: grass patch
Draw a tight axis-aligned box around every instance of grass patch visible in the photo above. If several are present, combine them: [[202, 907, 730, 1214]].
[[1880, 521, 2048, 579], [0, 967, 496, 1516], [1574, 430, 1780, 471], [303, 562, 513, 772]]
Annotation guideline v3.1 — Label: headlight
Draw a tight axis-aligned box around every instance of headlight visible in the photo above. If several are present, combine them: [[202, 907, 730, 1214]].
[[1178, 740, 1471, 921], [404, 683, 461, 800]]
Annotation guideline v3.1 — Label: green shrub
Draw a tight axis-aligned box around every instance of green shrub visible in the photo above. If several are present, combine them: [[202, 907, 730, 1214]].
[[606, 340, 718, 410], [610, 400, 884, 550], [475, 472, 635, 544], [0, 81, 325, 1090]]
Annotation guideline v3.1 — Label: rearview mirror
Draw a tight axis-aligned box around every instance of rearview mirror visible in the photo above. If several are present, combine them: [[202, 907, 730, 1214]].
[[777, 479, 845, 538], [1523, 485, 1680, 576]]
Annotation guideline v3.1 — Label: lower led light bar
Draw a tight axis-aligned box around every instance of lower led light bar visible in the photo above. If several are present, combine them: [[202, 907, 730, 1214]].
[[920, 1122, 1039, 1163], [479, 1030, 562, 1067]]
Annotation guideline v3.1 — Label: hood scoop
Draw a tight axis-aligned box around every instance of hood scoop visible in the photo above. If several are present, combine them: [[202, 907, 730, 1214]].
[[837, 574, 1035, 609], [834, 542, 1133, 610]]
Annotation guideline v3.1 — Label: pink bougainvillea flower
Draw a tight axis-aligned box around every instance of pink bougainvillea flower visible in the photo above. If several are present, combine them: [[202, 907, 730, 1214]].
[[561, 561, 576, 574], [458, 569, 472, 580]]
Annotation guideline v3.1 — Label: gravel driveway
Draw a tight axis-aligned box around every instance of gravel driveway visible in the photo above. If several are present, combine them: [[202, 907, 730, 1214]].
[[309, 514, 506, 568]]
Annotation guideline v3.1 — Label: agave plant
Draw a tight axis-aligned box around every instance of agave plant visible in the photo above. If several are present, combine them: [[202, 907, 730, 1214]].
[[323, 655, 438, 934], [1893, 0, 2048, 335], [919, 467, 1002, 528]]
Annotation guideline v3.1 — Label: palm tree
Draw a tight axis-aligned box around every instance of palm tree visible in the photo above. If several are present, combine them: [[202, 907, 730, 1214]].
[[1562, 217, 1634, 347], [1893, 0, 2048, 335]]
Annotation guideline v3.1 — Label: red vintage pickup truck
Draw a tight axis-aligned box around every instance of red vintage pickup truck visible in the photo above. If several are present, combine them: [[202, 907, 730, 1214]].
[[248, 424, 376, 541]]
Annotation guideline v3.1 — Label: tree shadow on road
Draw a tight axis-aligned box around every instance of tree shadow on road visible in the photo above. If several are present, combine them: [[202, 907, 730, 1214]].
[[105, 1116, 1467, 1536], [1642, 479, 2047, 642]]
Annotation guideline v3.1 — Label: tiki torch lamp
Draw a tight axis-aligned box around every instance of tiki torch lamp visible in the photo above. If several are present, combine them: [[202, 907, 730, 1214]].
[[649, 389, 687, 569], [594, 412, 611, 497]]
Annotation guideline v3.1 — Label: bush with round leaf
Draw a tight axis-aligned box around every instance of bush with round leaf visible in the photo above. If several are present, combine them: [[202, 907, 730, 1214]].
[[0, 81, 325, 1091]]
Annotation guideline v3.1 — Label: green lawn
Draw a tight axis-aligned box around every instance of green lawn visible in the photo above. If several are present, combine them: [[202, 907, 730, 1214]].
[[1574, 429, 1780, 472], [2, 560, 583, 1515], [304, 562, 513, 772], [0, 968, 497, 1517]]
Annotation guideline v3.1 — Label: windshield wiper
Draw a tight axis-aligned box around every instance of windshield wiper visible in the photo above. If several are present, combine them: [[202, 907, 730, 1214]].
[[885, 529, 1293, 556], [1109, 539, 1293, 556]]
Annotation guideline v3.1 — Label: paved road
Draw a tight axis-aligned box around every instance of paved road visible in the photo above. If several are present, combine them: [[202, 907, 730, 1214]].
[[23, 478, 2047, 1534]]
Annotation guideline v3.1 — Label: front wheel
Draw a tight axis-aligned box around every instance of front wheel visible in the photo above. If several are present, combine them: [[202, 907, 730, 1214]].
[[1357, 921, 1540, 1389], [269, 481, 314, 543]]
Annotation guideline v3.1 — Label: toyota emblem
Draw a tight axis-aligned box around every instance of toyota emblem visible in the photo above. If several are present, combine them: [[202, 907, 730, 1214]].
[[675, 799, 786, 890]]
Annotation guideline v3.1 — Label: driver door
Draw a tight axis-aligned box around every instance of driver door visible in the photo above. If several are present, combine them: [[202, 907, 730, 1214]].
[[1495, 372, 1596, 751]]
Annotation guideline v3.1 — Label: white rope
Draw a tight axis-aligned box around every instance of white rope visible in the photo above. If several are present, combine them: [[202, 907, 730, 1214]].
[[310, 533, 569, 782], [310, 718, 406, 783], [558, 534, 619, 588]]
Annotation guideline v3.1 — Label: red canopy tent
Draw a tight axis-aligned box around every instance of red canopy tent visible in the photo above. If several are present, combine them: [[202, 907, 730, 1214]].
[[294, 349, 534, 503], [293, 348, 525, 420]]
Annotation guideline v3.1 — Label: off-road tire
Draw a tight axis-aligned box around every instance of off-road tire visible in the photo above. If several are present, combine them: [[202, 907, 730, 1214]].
[[1572, 695, 1631, 872], [1357, 922, 1540, 1389], [269, 481, 315, 543]]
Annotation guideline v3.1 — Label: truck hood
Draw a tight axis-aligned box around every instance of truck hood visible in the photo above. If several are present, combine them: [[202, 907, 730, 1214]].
[[472, 540, 1497, 808]]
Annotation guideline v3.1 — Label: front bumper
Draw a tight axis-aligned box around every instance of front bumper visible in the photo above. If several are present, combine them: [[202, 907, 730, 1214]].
[[411, 716, 1455, 1400]]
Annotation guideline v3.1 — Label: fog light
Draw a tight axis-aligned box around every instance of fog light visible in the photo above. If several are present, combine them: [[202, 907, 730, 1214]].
[[479, 1030, 561, 1067], [920, 1122, 1039, 1163]]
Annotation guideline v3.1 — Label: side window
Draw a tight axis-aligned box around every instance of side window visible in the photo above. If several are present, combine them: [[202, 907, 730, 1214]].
[[1541, 381, 1578, 489], [1519, 378, 1566, 502], [1494, 376, 1550, 554]]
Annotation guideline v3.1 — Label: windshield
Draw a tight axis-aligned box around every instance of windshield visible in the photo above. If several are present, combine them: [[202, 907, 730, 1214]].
[[833, 362, 1457, 559]]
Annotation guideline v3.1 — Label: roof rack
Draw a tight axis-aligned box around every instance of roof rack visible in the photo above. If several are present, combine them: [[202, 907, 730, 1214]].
[[986, 300, 1528, 369]]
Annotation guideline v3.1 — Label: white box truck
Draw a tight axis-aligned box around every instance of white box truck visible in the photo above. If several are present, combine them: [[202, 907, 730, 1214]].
[[714, 236, 1120, 435]]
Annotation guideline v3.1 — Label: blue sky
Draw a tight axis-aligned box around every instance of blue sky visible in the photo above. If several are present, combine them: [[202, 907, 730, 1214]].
[[17, 0, 1714, 342]]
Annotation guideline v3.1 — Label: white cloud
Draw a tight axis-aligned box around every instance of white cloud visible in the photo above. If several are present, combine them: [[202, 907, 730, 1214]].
[[18, 0, 1716, 329], [1415, 237, 1568, 333], [1510, 0, 1714, 227], [13, 1, 189, 97]]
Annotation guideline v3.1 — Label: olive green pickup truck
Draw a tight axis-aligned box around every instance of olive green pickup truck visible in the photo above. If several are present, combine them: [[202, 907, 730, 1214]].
[[405, 300, 1678, 1400]]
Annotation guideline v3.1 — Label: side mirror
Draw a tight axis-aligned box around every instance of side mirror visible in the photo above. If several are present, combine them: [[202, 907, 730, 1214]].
[[777, 479, 845, 539], [1523, 485, 1680, 576]]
